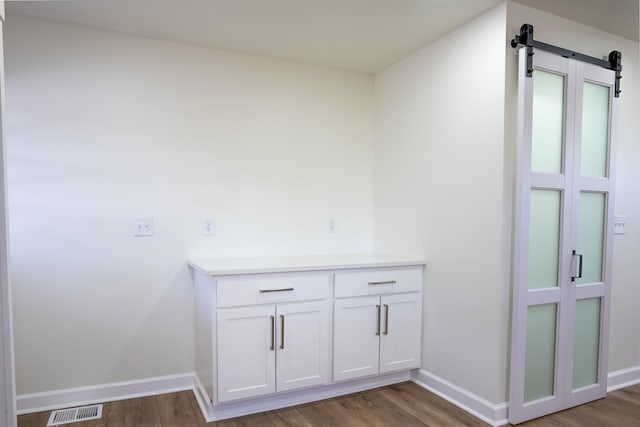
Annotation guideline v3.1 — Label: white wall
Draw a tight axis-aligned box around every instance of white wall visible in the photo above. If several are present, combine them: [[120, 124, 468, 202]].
[[4, 16, 374, 394], [5, 2, 637, 410], [507, 1, 640, 377], [374, 0, 640, 407], [373, 4, 510, 404]]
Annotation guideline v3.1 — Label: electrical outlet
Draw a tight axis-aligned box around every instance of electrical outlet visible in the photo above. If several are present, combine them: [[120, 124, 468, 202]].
[[134, 218, 153, 237], [328, 218, 337, 233], [613, 215, 627, 235], [203, 218, 216, 236]]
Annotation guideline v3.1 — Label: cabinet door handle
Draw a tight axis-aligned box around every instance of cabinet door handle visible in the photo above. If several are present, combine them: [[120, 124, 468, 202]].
[[368, 280, 396, 286], [375, 304, 381, 336], [383, 304, 389, 335], [270, 315, 275, 351], [260, 288, 294, 293], [280, 314, 285, 350]]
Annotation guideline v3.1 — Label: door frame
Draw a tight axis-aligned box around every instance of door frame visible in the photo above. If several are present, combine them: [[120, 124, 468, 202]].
[[0, 0, 17, 424]]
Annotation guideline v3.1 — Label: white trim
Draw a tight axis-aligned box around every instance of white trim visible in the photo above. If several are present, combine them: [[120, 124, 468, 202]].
[[0, 15, 17, 427], [13, 365, 640, 423], [193, 373, 211, 406], [192, 375, 211, 423], [413, 370, 508, 427], [201, 370, 411, 422], [16, 373, 195, 415], [607, 366, 640, 392]]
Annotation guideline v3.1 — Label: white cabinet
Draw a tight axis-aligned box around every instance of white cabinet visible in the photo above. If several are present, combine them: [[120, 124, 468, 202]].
[[276, 301, 329, 392], [217, 306, 276, 402], [217, 301, 329, 402], [214, 272, 330, 403], [378, 293, 422, 373], [333, 268, 422, 382], [333, 296, 380, 380], [190, 254, 424, 421]]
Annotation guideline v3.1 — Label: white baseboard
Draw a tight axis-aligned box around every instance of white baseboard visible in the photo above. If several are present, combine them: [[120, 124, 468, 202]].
[[412, 369, 509, 427], [192, 373, 212, 421], [15, 366, 640, 421], [16, 373, 195, 415], [201, 371, 412, 422], [412, 365, 640, 426], [607, 365, 640, 392]]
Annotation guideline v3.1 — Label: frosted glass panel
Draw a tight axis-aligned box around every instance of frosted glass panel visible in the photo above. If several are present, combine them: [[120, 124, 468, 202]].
[[573, 298, 601, 389], [525, 304, 557, 402], [577, 193, 605, 285], [529, 190, 561, 289], [532, 70, 565, 174], [581, 82, 610, 177]]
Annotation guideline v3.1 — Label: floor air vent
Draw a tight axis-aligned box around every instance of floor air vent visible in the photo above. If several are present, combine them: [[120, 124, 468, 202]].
[[47, 404, 103, 426]]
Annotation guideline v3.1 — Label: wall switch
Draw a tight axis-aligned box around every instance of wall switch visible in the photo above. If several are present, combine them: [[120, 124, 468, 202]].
[[328, 218, 337, 233], [613, 215, 627, 234], [134, 218, 153, 237], [203, 218, 216, 236]]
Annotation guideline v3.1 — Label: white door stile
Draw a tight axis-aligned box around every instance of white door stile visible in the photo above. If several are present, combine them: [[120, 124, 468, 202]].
[[508, 46, 531, 421]]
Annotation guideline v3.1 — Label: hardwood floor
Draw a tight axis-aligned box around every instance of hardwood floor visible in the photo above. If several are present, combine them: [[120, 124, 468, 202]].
[[17, 382, 640, 426]]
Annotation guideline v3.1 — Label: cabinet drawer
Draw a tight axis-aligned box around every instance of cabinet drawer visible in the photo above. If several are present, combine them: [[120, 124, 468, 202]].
[[334, 267, 422, 298], [217, 273, 329, 308]]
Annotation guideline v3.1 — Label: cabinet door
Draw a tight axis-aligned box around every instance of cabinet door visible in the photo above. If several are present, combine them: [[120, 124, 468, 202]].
[[379, 293, 422, 373], [276, 301, 329, 392], [333, 296, 380, 381], [217, 306, 276, 402]]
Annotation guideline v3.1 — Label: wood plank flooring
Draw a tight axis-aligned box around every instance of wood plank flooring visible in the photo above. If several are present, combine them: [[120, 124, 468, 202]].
[[18, 381, 640, 426]]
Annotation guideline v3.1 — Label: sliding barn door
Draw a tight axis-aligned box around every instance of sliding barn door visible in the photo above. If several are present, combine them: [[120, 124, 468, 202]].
[[509, 48, 617, 424]]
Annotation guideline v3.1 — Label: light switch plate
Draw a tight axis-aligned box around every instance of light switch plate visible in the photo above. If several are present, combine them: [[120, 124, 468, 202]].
[[613, 215, 627, 235], [134, 218, 153, 236], [203, 218, 215, 236]]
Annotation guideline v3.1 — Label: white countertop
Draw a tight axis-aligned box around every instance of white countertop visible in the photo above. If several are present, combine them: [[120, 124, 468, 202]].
[[188, 253, 426, 276]]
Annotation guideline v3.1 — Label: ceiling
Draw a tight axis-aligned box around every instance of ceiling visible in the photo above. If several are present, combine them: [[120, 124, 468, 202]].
[[511, 0, 639, 42], [6, 0, 639, 74]]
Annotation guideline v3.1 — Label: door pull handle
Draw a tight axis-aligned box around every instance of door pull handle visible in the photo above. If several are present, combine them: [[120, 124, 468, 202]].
[[571, 250, 583, 282], [383, 304, 389, 335], [375, 304, 381, 336], [270, 315, 275, 351], [280, 314, 285, 349]]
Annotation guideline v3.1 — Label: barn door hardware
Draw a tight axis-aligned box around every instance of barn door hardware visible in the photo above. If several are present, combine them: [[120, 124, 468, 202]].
[[510, 23, 622, 97]]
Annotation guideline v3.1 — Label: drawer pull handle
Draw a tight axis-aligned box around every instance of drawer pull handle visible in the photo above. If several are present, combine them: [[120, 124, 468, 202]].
[[280, 315, 285, 350], [383, 304, 389, 335], [375, 304, 381, 336], [260, 288, 295, 293], [270, 315, 275, 351], [368, 280, 396, 286]]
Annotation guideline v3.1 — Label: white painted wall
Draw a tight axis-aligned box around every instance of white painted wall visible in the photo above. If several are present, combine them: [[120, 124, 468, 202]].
[[374, 0, 639, 406], [373, 4, 510, 403], [4, 16, 373, 394], [4, 2, 638, 411], [507, 1, 640, 377]]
